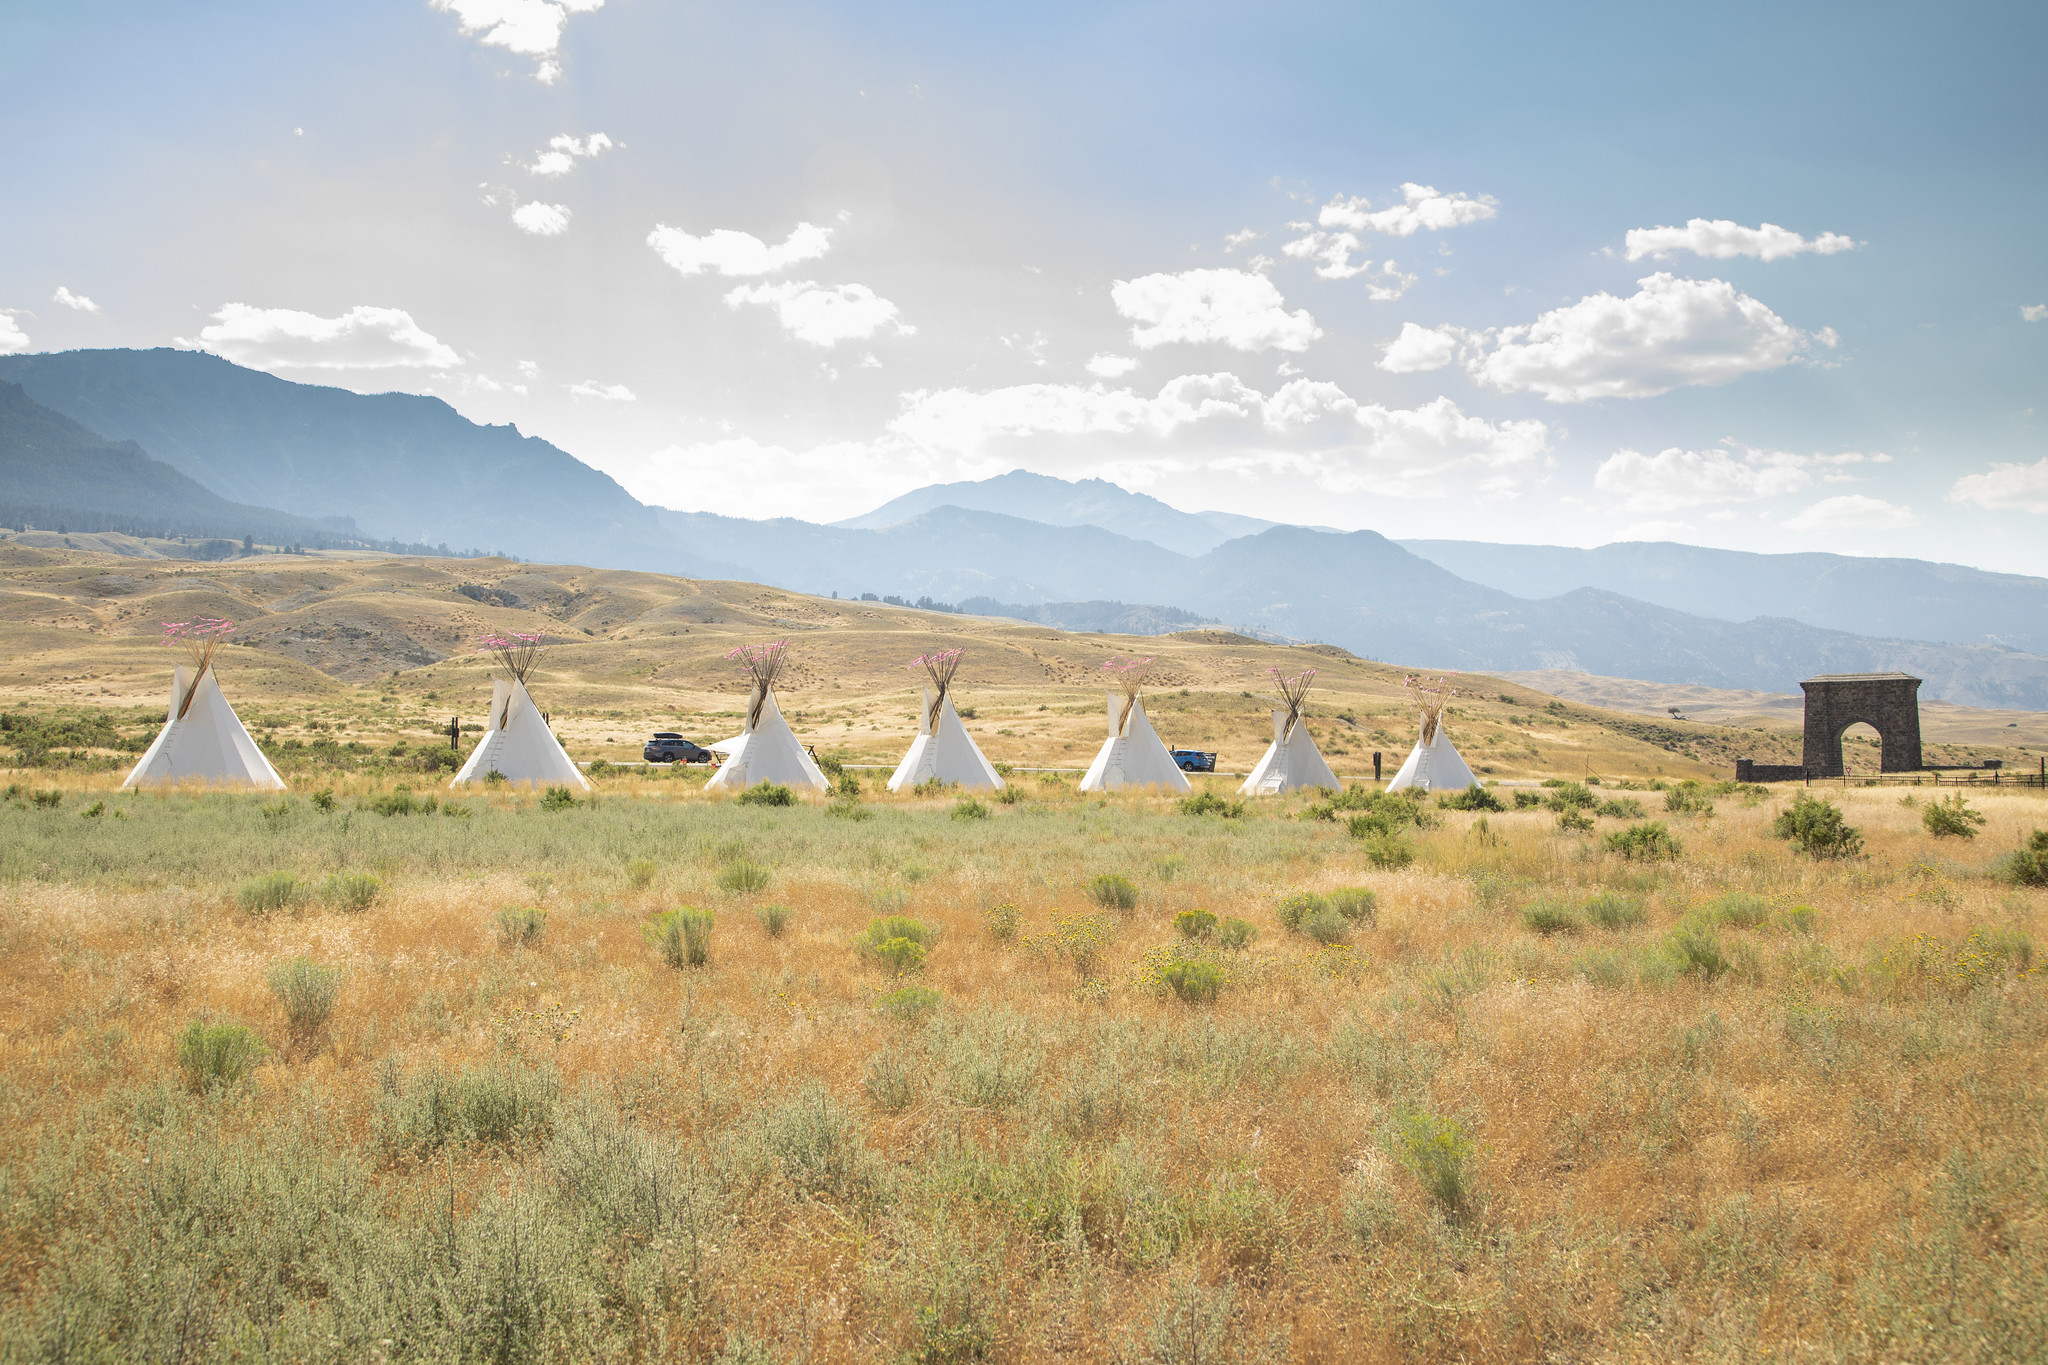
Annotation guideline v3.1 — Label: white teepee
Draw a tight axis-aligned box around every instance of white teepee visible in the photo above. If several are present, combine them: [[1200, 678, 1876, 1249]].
[[704, 685, 830, 793], [703, 641, 830, 794], [1385, 723, 1477, 793], [1385, 673, 1476, 793], [450, 677, 589, 789], [1079, 658, 1191, 793], [1239, 666, 1339, 796], [123, 663, 287, 790], [888, 649, 1003, 792]]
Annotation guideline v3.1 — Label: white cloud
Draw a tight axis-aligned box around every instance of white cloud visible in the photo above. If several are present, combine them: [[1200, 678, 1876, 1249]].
[[2023, 304, 2048, 323], [613, 435, 920, 521], [1111, 268, 1320, 353], [512, 202, 571, 235], [1281, 184, 1493, 290], [1624, 219, 1859, 263], [1465, 273, 1825, 402], [723, 281, 913, 346], [889, 373, 1550, 499], [1223, 228, 1262, 251], [431, 0, 603, 80], [52, 286, 100, 314], [568, 380, 636, 401], [1318, 184, 1498, 237], [1377, 322, 1458, 373], [0, 314, 28, 355], [1593, 443, 1882, 512], [178, 303, 460, 371], [1949, 457, 2048, 514], [1781, 494, 1918, 532], [1087, 353, 1139, 379], [526, 131, 613, 176], [647, 221, 833, 278]]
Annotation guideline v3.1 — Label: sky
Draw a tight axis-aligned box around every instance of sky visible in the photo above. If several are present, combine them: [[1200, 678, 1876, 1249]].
[[4, 1, 2046, 572]]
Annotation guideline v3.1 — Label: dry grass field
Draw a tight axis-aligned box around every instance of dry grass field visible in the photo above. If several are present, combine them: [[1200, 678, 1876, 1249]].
[[2, 544, 2046, 1363]]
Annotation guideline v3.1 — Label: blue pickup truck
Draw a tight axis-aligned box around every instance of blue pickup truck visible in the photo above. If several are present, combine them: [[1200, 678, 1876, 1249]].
[[1171, 749, 1217, 773]]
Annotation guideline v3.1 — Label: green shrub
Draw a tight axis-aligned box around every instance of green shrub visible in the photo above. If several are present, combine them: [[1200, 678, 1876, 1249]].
[[539, 785, 578, 811], [646, 908, 715, 968], [1522, 899, 1582, 935], [814, 752, 845, 779], [1773, 793, 1862, 859], [863, 1049, 918, 1113], [1086, 874, 1139, 912], [996, 784, 1023, 805], [310, 789, 336, 812], [1667, 915, 1730, 979], [1353, 828, 1415, 868], [265, 957, 341, 1034], [378, 1060, 559, 1154], [871, 936, 928, 974], [1777, 904, 1818, 935], [80, 800, 105, 819], [1596, 797, 1648, 819], [951, 796, 989, 821], [624, 857, 657, 890], [860, 916, 937, 972], [1544, 781, 1596, 811], [1328, 887, 1378, 927], [716, 860, 772, 895], [1704, 891, 1770, 928], [31, 789, 62, 809], [1302, 909, 1351, 944], [176, 1019, 265, 1091], [825, 795, 873, 821], [1390, 1106, 1475, 1216], [1275, 891, 1328, 932], [2003, 830, 2048, 887], [1603, 820, 1680, 862], [1178, 789, 1249, 818], [1555, 808, 1595, 834], [983, 902, 1020, 942], [1513, 790, 1543, 809], [367, 786, 439, 816], [835, 770, 862, 798], [736, 782, 796, 807], [1162, 958, 1225, 1004], [1175, 909, 1218, 941], [1583, 892, 1646, 930], [878, 984, 942, 1021], [1217, 917, 1257, 950], [1665, 782, 1716, 816], [1922, 793, 1987, 839], [755, 902, 792, 937], [320, 872, 382, 913], [236, 871, 302, 917], [1439, 782, 1504, 812], [496, 905, 547, 948]]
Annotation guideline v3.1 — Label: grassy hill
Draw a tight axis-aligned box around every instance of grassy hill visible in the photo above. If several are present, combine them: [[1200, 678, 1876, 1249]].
[[17, 539, 2046, 781]]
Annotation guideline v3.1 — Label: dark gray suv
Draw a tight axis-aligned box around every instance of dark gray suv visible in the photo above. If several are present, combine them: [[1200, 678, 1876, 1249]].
[[644, 733, 715, 764]]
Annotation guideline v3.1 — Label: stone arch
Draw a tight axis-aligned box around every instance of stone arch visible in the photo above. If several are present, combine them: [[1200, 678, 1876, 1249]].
[[1801, 674, 1923, 777]]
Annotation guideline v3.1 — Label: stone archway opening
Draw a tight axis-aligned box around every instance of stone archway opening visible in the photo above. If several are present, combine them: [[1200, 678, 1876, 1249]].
[[1838, 721, 1883, 775]]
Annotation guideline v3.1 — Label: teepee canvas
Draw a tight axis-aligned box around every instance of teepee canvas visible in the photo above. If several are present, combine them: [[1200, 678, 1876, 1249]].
[[450, 632, 589, 789], [1386, 673, 1478, 793], [1079, 656, 1192, 793], [123, 622, 286, 790], [888, 650, 1004, 791], [703, 641, 831, 794], [450, 677, 589, 789], [1239, 666, 1340, 796]]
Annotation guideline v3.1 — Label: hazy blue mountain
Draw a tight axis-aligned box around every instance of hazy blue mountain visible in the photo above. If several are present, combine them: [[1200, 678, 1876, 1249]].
[[658, 504, 1193, 604], [835, 469, 1242, 557], [10, 348, 2043, 707], [0, 380, 354, 547], [0, 348, 693, 572], [1400, 539, 2048, 655]]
